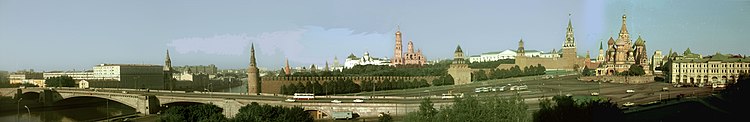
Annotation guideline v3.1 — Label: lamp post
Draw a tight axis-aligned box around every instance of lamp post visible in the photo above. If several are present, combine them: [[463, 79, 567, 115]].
[[24, 105, 30, 122], [134, 76, 140, 90], [17, 98, 22, 122], [205, 83, 213, 99]]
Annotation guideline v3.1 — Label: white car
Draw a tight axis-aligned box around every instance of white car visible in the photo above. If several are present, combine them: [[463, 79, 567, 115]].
[[284, 99, 296, 102], [353, 99, 364, 103], [623, 102, 635, 107], [626, 90, 635, 93], [590, 92, 599, 96], [474, 88, 482, 93], [331, 100, 342, 103]]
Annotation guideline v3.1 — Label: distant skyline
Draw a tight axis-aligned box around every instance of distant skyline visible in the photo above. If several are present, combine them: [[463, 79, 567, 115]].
[[2, 0, 749, 71]]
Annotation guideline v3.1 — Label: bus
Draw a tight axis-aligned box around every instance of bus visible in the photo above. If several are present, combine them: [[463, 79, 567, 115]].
[[293, 93, 315, 100]]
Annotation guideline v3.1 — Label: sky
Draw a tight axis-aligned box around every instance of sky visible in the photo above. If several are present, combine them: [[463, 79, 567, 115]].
[[1, 0, 749, 72]]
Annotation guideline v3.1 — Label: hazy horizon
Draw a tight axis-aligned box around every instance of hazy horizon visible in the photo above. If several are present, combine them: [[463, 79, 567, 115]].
[[2, 0, 749, 72]]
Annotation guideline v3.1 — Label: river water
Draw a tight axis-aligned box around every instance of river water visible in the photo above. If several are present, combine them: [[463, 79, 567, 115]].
[[0, 81, 247, 122], [0, 101, 136, 122]]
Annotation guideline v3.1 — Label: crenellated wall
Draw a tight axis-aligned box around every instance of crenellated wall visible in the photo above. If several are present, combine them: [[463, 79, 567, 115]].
[[260, 76, 439, 94]]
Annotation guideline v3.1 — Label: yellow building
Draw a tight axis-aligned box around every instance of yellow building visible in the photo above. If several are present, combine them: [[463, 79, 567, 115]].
[[9, 71, 44, 86], [669, 53, 750, 85]]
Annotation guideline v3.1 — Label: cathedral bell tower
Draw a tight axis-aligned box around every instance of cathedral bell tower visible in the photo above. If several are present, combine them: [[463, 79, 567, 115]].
[[164, 50, 174, 90]]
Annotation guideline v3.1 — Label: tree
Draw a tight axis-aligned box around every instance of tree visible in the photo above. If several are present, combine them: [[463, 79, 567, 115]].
[[406, 94, 528, 122], [280, 85, 289, 95], [45, 76, 75, 87], [582, 66, 595, 76], [627, 64, 646, 76], [232, 102, 313, 122], [472, 70, 487, 81], [378, 113, 393, 122], [312, 81, 323, 95], [417, 98, 437, 121], [533, 96, 624, 122], [159, 104, 226, 122], [619, 64, 645, 76]]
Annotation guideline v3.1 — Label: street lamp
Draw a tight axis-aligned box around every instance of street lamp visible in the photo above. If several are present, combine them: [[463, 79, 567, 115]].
[[24, 105, 30, 122], [205, 83, 213, 98], [133, 76, 140, 90], [17, 98, 22, 122]]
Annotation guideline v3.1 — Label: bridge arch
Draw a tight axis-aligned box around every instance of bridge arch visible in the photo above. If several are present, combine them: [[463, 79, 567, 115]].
[[304, 109, 328, 119], [40, 90, 160, 115], [56, 96, 140, 111], [158, 98, 243, 118]]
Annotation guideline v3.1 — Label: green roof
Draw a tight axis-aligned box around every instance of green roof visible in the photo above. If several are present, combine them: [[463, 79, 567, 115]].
[[673, 54, 750, 63]]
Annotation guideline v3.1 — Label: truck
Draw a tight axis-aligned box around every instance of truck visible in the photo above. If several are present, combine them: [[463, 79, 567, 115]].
[[331, 112, 354, 120]]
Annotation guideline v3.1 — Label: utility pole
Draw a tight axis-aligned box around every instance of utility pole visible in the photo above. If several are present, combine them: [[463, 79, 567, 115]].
[[17, 98, 22, 122]]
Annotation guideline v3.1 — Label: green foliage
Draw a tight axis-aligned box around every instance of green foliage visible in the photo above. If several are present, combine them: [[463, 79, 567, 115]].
[[159, 104, 226, 122], [618, 64, 645, 76], [406, 95, 529, 122], [378, 113, 393, 122], [280, 77, 433, 95], [281, 79, 361, 95], [45, 76, 75, 87], [472, 70, 488, 81], [232, 102, 312, 122], [468, 59, 515, 68], [289, 60, 452, 77], [582, 66, 596, 76], [431, 74, 455, 86], [417, 98, 437, 121], [533, 96, 624, 122], [475, 64, 546, 82]]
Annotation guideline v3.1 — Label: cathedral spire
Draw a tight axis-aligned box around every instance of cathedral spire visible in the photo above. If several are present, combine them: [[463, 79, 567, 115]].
[[284, 58, 291, 75], [164, 50, 172, 71]]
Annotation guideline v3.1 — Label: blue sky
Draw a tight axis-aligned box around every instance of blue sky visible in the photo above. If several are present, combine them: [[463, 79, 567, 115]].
[[1, 0, 749, 71]]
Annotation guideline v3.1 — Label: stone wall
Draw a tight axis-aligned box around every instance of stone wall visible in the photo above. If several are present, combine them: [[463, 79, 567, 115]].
[[260, 76, 440, 94], [578, 76, 655, 84]]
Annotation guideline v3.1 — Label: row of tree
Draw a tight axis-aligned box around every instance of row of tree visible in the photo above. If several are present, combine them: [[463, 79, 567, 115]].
[[160, 102, 312, 122], [279, 79, 361, 95], [360, 79, 430, 92], [404, 95, 529, 122], [45, 76, 76, 87], [282, 60, 453, 77], [468, 59, 515, 68], [533, 96, 624, 122], [472, 64, 546, 81], [431, 75, 455, 86], [280, 74, 455, 95]]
